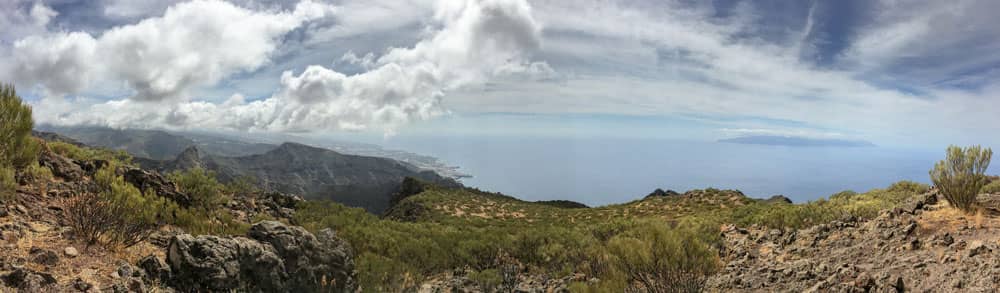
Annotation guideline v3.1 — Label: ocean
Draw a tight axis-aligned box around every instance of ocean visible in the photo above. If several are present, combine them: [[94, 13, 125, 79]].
[[382, 135, 964, 207]]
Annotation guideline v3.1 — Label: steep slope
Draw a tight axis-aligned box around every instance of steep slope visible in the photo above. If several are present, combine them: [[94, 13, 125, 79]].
[[144, 143, 461, 213]]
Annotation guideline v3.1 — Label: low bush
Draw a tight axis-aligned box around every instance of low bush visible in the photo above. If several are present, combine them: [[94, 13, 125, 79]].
[[48, 141, 133, 166], [0, 165, 14, 203], [170, 207, 249, 236], [606, 221, 717, 293], [930, 145, 992, 213], [0, 84, 39, 169], [981, 180, 1000, 194], [66, 165, 180, 248], [169, 167, 228, 211], [223, 175, 260, 196], [728, 181, 929, 231]]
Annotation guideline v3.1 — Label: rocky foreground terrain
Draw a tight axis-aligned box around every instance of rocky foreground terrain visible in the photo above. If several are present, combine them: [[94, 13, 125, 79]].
[[0, 148, 358, 292], [708, 191, 1000, 292]]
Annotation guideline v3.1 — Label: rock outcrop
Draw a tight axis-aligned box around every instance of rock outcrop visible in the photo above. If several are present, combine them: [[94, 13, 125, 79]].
[[645, 188, 680, 199], [166, 221, 357, 292], [119, 166, 192, 207], [38, 150, 85, 181]]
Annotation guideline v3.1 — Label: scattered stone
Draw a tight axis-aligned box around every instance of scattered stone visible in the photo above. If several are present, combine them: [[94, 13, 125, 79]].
[[117, 264, 135, 279], [72, 277, 94, 292], [29, 247, 59, 266], [14, 205, 27, 214], [2, 268, 57, 291], [968, 241, 991, 257], [138, 255, 171, 283], [64, 247, 79, 258]]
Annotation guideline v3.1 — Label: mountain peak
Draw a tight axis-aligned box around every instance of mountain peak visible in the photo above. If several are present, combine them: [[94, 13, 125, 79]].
[[172, 145, 204, 170]]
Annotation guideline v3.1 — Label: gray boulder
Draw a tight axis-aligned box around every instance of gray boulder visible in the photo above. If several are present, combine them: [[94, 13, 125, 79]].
[[167, 221, 357, 292], [120, 167, 192, 207], [39, 150, 84, 181]]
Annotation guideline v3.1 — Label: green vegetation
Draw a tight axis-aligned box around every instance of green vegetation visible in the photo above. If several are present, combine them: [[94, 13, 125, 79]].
[[930, 145, 992, 213], [730, 181, 929, 230], [223, 175, 261, 196], [66, 164, 181, 248], [48, 141, 133, 166], [605, 220, 717, 292], [22, 162, 53, 196], [167, 167, 247, 236], [981, 179, 1000, 194], [0, 165, 14, 202], [0, 84, 39, 169], [67, 163, 249, 248], [296, 180, 928, 292], [0, 84, 40, 203], [169, 167, 229, 211]]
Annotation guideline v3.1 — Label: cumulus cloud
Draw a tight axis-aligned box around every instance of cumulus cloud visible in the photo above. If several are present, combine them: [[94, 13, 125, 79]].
[[8, 0, 334, 100], [0, 1, 57, 43], [28, 2, 58, 26], [34, 0, 549, 134]]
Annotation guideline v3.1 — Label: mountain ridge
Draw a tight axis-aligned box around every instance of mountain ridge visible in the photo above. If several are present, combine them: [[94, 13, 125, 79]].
[[140, 143, 461, 213]]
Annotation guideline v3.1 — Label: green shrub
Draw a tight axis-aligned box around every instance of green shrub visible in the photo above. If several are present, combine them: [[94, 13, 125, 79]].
[[170, 208, 249, 236], [48, 141, 133, 166], [468, 269, 502, 290], [930, 145, 992, 213], [0, 84, 39, 169], [981, 180, 1000, 194], [0, 165, 15, 203], [21, 162, 53, 196], [169, 167, 228, 211], [23, 162, 53, 183], [606, 221, 717, 293], [223, 175, 260, 196], [295, 180, 931, 291], [66, 165, 180, 248], [355, 252, 418, 292]]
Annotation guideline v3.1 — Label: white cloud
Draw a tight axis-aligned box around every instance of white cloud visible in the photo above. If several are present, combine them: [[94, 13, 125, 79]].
[[432, 0, 1000, 146], [0, 1, 56, 43], [10, 0, 1000, 146], [8, 0, 334, 100], [29, 1, 58, 27], [34, 0, 549, 134]]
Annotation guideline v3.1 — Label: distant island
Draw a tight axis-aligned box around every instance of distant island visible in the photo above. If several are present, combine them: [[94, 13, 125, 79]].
[[719, 135, 875, 147]]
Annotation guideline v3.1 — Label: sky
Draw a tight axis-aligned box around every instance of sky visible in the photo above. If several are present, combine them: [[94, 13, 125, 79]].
[[2, 0, 999, 148]]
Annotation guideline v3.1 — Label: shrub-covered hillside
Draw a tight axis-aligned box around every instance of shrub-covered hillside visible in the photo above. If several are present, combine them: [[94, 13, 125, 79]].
[[295, 179, 933, 292]]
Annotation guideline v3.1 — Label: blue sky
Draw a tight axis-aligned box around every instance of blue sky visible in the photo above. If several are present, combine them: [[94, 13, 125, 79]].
[[1, 0, 999, 148]]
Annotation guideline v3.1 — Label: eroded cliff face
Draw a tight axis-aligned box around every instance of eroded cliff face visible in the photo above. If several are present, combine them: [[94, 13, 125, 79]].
[[708, 191, 1000, 292]]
